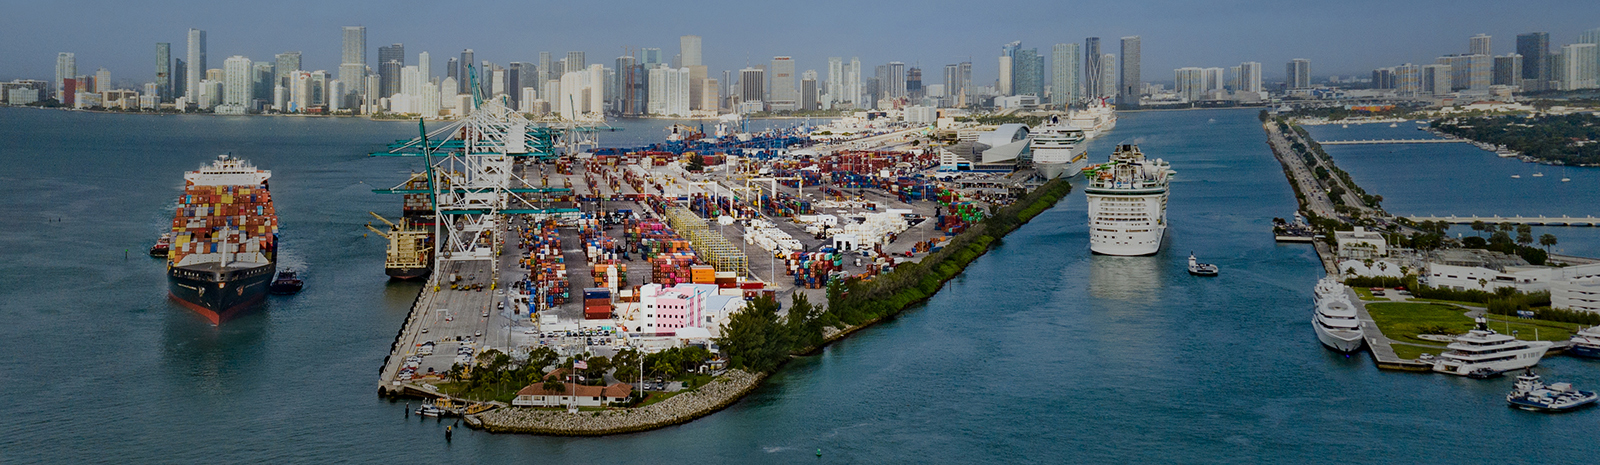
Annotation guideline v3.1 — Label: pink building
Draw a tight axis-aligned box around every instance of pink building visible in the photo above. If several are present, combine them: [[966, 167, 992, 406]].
[[638, 283, 716, 335]]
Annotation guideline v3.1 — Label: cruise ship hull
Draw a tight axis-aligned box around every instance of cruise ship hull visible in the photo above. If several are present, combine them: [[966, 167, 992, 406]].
[[1089, 228, 1165, 256], [1314, 322, 1365, 353], [168, 263, 274, 324]]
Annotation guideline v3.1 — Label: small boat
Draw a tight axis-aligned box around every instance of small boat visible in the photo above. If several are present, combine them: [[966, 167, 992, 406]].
[[1467, 367, 1503, 379], [1187, 253, 1219, 277], [1506, 370, 1598, 412], [149, 233, 172, 258], [1562, 178, 1572, 182], [416, 404, 445, 417], [1532, 172, 1545, 177], [1389, 123, 1398, 128], [1511, 175, 1521, 179], [269, 270, 304, 294]]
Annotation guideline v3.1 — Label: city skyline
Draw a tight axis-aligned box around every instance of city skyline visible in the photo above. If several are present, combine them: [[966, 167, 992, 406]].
[[5, 0, 1600, 88]]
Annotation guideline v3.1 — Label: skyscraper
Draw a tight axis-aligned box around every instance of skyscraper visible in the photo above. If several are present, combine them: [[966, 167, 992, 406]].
[[740, 67, 765, 105], [459, 50, 474, 93], [340, 26, 367, 107], [680, 35, 702, 67], [769, 56, 797, 109], [1051, 43, 1080, 107], [1517, 32, 1550, 91], [640, 48, 661, 66], [848, 57, 862, 108], [801, 70, 819, 111], [1559, 43, 1597, 90], [1239, 61, 1263, 93], [55, 52, 75, 100], [156, 43, 172, 102], [1422, 64, 1451, 96], [251, 61, 274, 102], [1287, 58, 1311, 89], [447, 57, 460, 84], [1493, 54, 1523, 87], [378, 43, 404, 99], [1100, 54, 1116, 99], [186, 28, 206, 101], [887, 61, 906, 98], [827, 57, 843, 108], [1175, 67, 1205, 102], [1470, 34, 1491, 56], [906, 67, 922, 98], [1084, 37, 1102, 100], [566, 51, 585, 73], [221, 55, 253, 113], [1394, 63, 1421, 96], [1118, 36, 1141, 109], [173, 59, 185, 101], [998, 41, 1020, 96], [94, 68, 110, 93], [1013, 50, 1043, 98]]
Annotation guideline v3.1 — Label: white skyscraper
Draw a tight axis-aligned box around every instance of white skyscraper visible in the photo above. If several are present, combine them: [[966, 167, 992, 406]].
[[769, 56, 797, 109], [186, 28, 206, 101], [1174, 67, 1205, 102], [680, 35, 702, 67], [848, 57, 862, 107], [220, 55, 253, 114], [418, 51, 431, 83], [289, 70, 311, 112], [826, 57, 843, 108], [94, 68, 111, 93], [1239, 62, 1263, 93], [55, 52, 75, 99], [1561, 43, 1597, 90], [1203, 67, 1225, 93], [647, 67, 691, 117], [1051, 43, 1080, 106]]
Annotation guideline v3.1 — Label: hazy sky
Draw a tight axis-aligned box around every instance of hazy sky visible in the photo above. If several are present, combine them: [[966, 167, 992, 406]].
[[5, 0, 1599, 87]]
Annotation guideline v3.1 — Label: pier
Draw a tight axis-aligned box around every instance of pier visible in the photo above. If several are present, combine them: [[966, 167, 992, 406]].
[[1406, 215, 1600, 226], [1317, 139, 1468, 145]]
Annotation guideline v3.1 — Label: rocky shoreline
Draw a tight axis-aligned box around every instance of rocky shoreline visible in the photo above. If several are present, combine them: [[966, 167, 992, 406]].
[[473, 370, 766, 435]]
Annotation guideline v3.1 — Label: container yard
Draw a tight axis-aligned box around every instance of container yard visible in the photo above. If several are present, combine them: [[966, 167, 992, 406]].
[[375, 102, 1046, 402]]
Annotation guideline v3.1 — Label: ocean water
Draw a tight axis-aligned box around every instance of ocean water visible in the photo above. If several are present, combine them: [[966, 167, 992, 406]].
[[2, 107, 1597, 463]]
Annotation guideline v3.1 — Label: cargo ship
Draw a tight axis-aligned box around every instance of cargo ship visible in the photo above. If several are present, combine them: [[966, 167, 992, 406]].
[[367, 212, 433, 280], [166, 155, 278, 324]]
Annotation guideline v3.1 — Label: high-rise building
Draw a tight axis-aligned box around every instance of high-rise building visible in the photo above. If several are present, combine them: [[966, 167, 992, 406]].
[[186, 28, 206, 101], [1118, 36, 1140, 108], [1439, 54, 1491, 90], [1470, 34, 1491, 56], [1517, 32, 1550, 91], [340, 26, 367, 107], [378, 43, 404, 99], [681, 35, 702, 67], [459, 50, 474, 93], [848, 58, 862, 108], [646, 66, 690, 116], [1371, 68, 1394, 90], [1286, 58, 1311, 89], [251, 61, 274, 102], [826, 57, 843, 108], [1013, 50, 1042, 98], [1084, 38, 1102, 100], [1559, 43, 1597, 91], [998, 41, 1020, 96], [566, 51, 585, 73], [906, 67, 922, 98], [1202, 67, 1224, 94], [1493, 54, 1523, 87], [887, 61, 907, 99], [769, 56, 797, 109], [275, 51, 300, 89], [739, 67, 765, 106], [221, 55, 253, 113], [801, 70, 819, 111], [1099, 54, 1116, 99], [55, 52, 75, 100], [1051, 43, 1080, 107], [1395, 63, 1421, 96], [94, 68, 110, 93], [1422, 64, 1451, 96], [640, 48, 661, 67], [1174, 67, 1205, 102], [1238, 62, 1262, 93], [155, 43, 172, 102], [447, 57, 459, 85], [173, 59, 185, 101]]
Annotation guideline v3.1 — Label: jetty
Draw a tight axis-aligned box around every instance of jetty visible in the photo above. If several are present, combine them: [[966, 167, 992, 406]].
[[1406, 215, 1600, 226]]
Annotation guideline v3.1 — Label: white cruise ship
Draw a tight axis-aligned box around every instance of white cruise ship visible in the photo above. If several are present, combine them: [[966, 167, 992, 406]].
[[1432, 318, 1553, 376], [1069, 99, 1118, 139], [1312, 288, 1365, 353], [1028, 115, 1089, 179], [1084, 144, 1173, 256]]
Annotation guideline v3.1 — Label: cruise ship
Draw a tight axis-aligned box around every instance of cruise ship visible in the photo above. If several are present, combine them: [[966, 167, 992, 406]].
[[1069, 99, 1118, 139], [1311, 278, 1365, 353], [1028, 115, 1089, 179], [1432, 318, 1553, 377], [166, 155, 278, 324], [1084, 144, 1172, 256]]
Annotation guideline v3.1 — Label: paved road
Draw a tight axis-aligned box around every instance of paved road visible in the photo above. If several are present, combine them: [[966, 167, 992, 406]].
[[1265, 122, 1337, 219]]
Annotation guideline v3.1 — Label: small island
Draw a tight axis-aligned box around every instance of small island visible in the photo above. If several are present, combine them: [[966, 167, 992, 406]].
[[1433, 113, 1600, 166]]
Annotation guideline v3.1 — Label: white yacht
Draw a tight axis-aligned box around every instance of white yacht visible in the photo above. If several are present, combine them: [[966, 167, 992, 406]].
[[1084, 144, 1172, 256], [1432, 318, 1553, 377], [1028, 115, 1089, 179], [1568, 326, 1600, 359], [1313, 276, 1346, 305], [1314, 298, 1365, 353]]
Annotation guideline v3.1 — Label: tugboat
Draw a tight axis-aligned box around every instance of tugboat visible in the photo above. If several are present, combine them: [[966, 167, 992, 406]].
[[149, 233, 172, 258], [1187, 253, 1219, 277], [269, 269, 304, 294], [1506, 369, 1598, 412]]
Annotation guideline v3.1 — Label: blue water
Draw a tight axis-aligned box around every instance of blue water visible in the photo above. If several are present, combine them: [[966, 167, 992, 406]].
[[2, 107, 1597, 463], [1305, 122, 1600, 257]]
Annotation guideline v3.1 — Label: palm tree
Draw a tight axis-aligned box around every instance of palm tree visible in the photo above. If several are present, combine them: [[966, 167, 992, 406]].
[[1499, 222, 1514, 233], [1517, 231, 1534, 246], [1471, 220, 1487, 237], [1540, 233, 1558, 253]]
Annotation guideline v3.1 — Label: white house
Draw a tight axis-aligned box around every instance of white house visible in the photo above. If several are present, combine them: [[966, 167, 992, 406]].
[[1334, 227, 1387, 261], [513, 381, 632, 407]]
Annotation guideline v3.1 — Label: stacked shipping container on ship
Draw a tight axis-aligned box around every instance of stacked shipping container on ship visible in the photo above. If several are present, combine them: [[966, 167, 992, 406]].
[[166, 155, 279, 324]]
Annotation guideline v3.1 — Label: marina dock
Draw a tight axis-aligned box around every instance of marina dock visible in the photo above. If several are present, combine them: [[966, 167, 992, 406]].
[[1344, 289, 1433, 371]]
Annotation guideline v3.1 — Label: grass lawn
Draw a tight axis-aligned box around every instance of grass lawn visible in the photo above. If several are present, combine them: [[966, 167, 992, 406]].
[[634, 390, 683, 408], [1406, 298, 1486, 308], [1390, 343, 1447, 360], [1352, 287, 1380, 301], [1366, 302, 1578, 346]]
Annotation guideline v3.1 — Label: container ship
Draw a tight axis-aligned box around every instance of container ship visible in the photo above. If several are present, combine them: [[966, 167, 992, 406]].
[[166, 155, 278, 324], [367, 212, 433, 280], [1084, 144, 1172, 256]]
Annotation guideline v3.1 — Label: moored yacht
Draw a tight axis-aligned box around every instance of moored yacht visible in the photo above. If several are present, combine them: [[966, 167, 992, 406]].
[[1314, 296, 1365, 353], [1568, 326, 1600, 359], [1432, 318, 1553, 376]]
